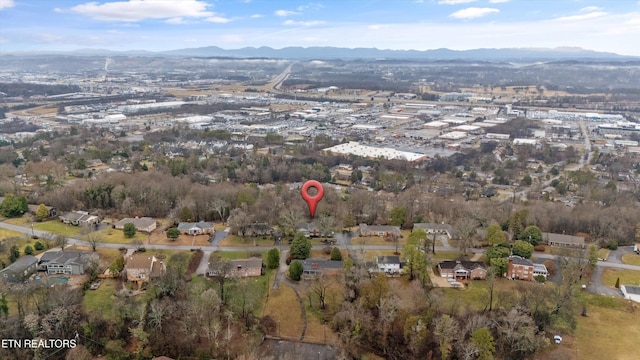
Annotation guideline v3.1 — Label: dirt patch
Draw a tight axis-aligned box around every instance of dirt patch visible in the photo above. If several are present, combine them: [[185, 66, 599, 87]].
[[260, 338, 336, 360]]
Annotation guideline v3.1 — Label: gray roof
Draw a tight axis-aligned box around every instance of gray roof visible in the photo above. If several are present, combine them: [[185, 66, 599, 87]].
[[377, 255, 401, 265], [623, 285, 640, 295], [509, 256, 534, 266], [177, 221, 213, 231], [438, 260, 485, 271], [302, 258, 343, 271], [40, 251, 96, 266], [542, 232, 585, 245], [360, 224, 401, 235], [115, 217, 155, 228], [1, 255, 38, 273]]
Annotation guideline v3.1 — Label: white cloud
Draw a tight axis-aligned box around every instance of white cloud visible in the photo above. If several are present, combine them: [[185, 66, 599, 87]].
[[250, 14, 263, 18], [166, 17, 186, 24], [580, 6, 602, 13], [0, 0, 14, 11], [450, 7, 499, 19], [206, 16, 231, 23], [283, 20, 325, 26], [69, 0, 215, 22], [553, 11, 607, 22], [438, 0, 477, 5], [274, 9, 298, 17], [489, 0, 510, 3]]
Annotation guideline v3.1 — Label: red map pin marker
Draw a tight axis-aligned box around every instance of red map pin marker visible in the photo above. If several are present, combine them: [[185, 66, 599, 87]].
[[301, 180, 324, 218]]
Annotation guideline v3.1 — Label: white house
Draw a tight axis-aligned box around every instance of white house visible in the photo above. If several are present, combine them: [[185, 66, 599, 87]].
[[620, 285, 640, 304], [375, 256, 402, 275]]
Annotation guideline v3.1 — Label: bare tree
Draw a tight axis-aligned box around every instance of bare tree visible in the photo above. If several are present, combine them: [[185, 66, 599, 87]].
[[312, 275, 332, 310], [86, 232, 103, 252], [455, 217, 479, 256]]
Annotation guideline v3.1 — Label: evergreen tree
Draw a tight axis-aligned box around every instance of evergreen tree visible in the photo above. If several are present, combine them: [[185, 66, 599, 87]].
[[290, 232, 311, 260], [289, 260, 303, 281]]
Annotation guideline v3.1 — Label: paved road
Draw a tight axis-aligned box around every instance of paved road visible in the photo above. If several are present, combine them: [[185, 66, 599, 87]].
[[3, 222, 640, 274]]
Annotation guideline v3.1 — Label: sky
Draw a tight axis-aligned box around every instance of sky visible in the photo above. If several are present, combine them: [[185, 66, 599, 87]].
[[1, 0, 639, 55]]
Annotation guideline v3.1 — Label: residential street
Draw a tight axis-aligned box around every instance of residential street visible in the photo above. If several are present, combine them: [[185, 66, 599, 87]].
[[2, 222, 639, 277]]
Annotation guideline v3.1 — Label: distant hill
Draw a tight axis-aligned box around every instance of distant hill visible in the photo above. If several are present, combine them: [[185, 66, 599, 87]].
[[160, 46, 635, 61], [2, 46, 636, 61]]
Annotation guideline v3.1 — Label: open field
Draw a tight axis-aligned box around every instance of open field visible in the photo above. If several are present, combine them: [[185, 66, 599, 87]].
[[219, 234, 277, 247], [601, 269, 640, 287], [91, 227, 150, 244], [574, 296, 640, 360], [621, 253, 640, 266], [262, 285, 305, 339], [3, 217, 31, 226], [34, 221, 81, 237]]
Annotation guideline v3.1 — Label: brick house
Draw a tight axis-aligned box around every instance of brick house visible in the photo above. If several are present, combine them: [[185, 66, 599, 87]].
[[301, 259, 343, 280], [438, 260, 487, 280], [359, 224, 401, 238], [507, 256, 548, 281]]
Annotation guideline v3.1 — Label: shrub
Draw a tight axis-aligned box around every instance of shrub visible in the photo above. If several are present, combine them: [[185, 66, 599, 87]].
[[323, 246, 332, 255], [34, 241, 45, 251], [123, 223, 136, 238], [289, 260, 303, 281], [330, 247, 343, 261], [608, 242, 618, 250], [266, 248, 280, 269], [534, 245, 546, 252], [166, 227, 180, 239], [24, 245, 34, 255], [535, 275, 546, 283]]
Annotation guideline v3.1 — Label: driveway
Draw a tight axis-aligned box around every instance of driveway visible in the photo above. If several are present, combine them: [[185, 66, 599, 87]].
[[587, 265, 621, 297], [211, 227, 229, 246]]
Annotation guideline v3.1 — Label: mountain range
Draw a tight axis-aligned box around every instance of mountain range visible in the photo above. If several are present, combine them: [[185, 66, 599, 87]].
[[3, 46, 637, 61]]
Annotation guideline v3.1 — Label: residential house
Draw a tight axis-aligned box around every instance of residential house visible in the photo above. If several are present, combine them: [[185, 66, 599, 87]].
[[507, 256, 548, 281], [301, 259, 343, 280], [38, 250, 98, 275], [620, 285, 640, 304], [177, 221, 215, 236], [114, 217, 157, 233], [438, 260, 487, 280], [542, 232, 585, 248], [297, 222, 321, 238], [0, 255, 39, 283], [207, 258, 263, 278], [359, 224, 401, 238], [375, 255, 402, 275], [59, 211, 99, 226], [27, 203, 57, 218], [241, 223, 272, 237], [413, 223, 457, 239], [124, 253, 166, 288]]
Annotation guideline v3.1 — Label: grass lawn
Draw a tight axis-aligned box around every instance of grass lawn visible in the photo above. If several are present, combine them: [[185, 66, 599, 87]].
[[33, 221, 81, 237], [209, 250, 264, 261], [597, 248, 610, 260], [214, 222, 227, 231], [431, 250, 461, 261], [262, 285, 305, 339], [83, 278, 118, 321], [575, 299, 640, 360], [621, 254, 640, 266], [3, 216, 31, 226], [350, 236, 402, 246], [92, 227, 149, 244], [218, 234, 276, 247], [0, 228, 23, 240], [0, 236, 48, 265], [361, 249, 397, 261], [601, 268, 640, 287]]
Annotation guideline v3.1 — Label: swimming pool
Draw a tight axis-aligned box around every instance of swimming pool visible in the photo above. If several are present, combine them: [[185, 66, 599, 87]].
[[48, 276, 70, 284]]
